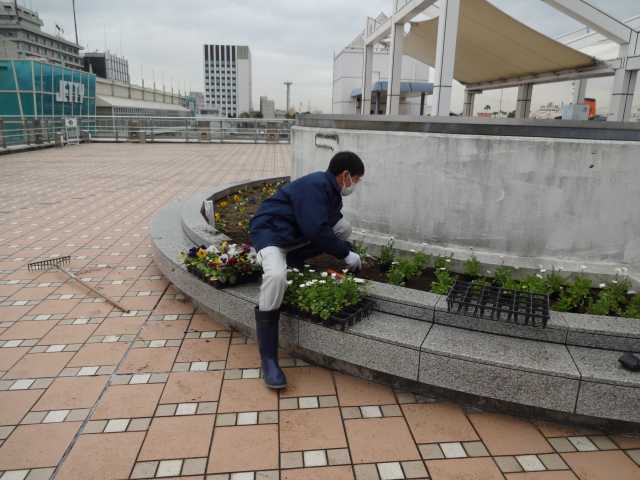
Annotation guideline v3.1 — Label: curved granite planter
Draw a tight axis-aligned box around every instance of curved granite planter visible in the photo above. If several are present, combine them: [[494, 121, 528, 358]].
[[151, 178, 640, 427]]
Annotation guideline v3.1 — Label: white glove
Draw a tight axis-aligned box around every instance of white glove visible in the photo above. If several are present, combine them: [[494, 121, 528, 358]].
[[344, 251, 362, 272]]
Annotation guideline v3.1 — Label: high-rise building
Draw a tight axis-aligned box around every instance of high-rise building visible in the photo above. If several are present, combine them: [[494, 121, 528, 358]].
[[83, 51, 130, 83], [203, 44, 251, 117], [0, 1, 82, 69]]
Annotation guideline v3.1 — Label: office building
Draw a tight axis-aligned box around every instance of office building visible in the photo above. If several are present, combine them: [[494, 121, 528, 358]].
[[0, 1, 82, 69], [83, 51, 130, 83], [203, 44, 252, 117], [260, 95, 275, 118]]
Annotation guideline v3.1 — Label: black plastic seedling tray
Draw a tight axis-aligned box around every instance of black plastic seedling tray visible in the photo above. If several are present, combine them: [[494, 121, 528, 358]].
[[284, 299, 375, 331], [446, 281, 550, 328]]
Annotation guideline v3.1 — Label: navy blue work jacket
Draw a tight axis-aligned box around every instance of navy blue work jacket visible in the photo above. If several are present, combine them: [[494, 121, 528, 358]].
[[249, 171, 350, 259]]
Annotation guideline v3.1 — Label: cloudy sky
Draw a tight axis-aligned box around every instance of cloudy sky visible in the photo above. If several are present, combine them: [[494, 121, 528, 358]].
[[28, 0, 640, 114]]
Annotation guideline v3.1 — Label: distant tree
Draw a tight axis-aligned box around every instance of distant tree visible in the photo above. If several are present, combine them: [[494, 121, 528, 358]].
[[484, 104, 492, 111], [507, 110, 516, 118], [239, 112, 250, 118]]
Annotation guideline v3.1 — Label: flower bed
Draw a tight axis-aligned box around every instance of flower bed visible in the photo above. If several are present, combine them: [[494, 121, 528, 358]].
[[213, 184, 639, 320]]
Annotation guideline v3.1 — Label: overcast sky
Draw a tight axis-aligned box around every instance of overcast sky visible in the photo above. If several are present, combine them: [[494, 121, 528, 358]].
[[28, 0, 640, 114]]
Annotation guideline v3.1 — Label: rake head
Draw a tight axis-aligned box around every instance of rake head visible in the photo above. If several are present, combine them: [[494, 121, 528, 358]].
[[27, 256, 71, 272]]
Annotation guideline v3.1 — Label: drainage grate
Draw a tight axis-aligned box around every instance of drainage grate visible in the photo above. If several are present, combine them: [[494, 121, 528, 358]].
[[446, 281, 550, 328]]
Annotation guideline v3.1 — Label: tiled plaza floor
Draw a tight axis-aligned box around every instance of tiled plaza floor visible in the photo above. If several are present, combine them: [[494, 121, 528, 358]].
[[0, 143, 639, 480]]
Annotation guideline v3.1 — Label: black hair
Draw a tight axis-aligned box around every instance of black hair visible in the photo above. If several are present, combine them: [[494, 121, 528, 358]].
[[327, 151, 365, 177]]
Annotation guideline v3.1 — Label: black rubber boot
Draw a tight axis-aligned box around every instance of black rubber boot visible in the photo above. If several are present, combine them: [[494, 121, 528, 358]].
[[255, 307, 287, 389]]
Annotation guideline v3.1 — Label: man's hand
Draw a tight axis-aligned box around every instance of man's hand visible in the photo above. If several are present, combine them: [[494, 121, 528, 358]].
[[344, 251, 362, 272]]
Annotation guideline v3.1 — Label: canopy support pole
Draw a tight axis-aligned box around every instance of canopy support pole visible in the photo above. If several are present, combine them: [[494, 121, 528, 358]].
[[515, 83, 534, 119], [386, 22, 404, 115], [361, 43, 374, 115], [463, 89, 476, 116], [432, 0, 460, 116], [609, 35, 639, 122], [572, 79, 587, 103]]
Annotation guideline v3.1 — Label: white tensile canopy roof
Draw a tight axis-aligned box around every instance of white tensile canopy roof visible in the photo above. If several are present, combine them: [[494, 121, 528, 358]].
[[403, 0, 597, 85]]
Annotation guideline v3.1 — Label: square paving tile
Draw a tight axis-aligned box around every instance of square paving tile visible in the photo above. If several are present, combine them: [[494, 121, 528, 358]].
[[0, 347, 30, 370], [138, 415, 215, 460], [280, 407, 347, 452], [56, 431, 145, 480], [93, 316, 146, 336], [345, 417, 420, 463], [208, 424, 279, 474], [37, 324, 98, 345], [161, 371, 223, 404], [0, 390, 43, 425], [68, 342, 129, 367], [427, 458, 504, 480], [280, 367, 336, 398], [611, 435, 640, 449], [117, 346, 178, 374], [0, 305, 32, 322], [226, 343, 262, 369], [468, 412, 553, 456], [66, 301, 114, 318], [533, 420, 601, 438], [153, 297, 195, 315], [33, 376, 108, 411], [176, 338, 229, 363], [281, 466, 354, 480], [402, 403, 478, 444], [26, 300, 80, 316], [4, 352, 74, 379], [0, 320, 58, 340], [93, 383, 164, 419], [0, 422, 81, 470], [561, 451, 640, 480], [189, 312, 228, 332], [333, 372, 396, 406], [139, 320, 189, 340], [505, 473, 579, 479], [218, 378, 278, 413]]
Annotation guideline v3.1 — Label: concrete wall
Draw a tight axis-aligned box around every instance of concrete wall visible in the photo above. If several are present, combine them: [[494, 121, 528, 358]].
[[293, 126, 640, 274]]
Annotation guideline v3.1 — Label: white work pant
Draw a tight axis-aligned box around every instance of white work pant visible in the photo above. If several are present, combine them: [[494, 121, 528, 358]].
[[256, 218, 352, 311]]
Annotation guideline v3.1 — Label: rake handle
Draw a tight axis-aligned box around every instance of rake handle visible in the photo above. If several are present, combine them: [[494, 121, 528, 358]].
[[59, 266, 130, 313]]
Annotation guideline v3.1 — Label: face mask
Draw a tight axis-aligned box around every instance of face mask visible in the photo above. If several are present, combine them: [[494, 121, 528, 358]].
[[341, 172, 356, 196]]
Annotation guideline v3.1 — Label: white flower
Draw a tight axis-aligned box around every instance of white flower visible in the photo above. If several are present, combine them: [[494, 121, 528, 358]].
[[308, 269, 316, 273], [287, 280, 293, 285], [321, 272, 328, 278], [486, 270, 492, 275], [206, 245, 219, 254], [292, 268, 299, 273], [298, 273, 304, 277], [439, 267, 447, 271], [299, 284, 306, 288], [540, 268, 547, 273], [612, 280, 618, 284], [391, 261, 399, 265], [410, 249, 417, 253], [342, 269, 349, 274], [354, 278, 365, 284], [445, 258, 451, 263], [304, 264, 311, 268], [287, 268, 293, 273], [599, 283, 606, 288], [319, 280, 326, 284], [628, 290, 637, 295], [331, 273, 337, 279], [622, 267, 629, 274], [536, 274, 543, 279]]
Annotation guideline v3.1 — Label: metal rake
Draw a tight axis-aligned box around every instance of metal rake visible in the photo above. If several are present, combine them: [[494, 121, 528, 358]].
[[28, 256, 129, 313]]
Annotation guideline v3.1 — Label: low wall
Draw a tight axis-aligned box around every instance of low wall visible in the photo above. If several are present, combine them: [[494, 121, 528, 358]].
[[292, 117, 640, 280]]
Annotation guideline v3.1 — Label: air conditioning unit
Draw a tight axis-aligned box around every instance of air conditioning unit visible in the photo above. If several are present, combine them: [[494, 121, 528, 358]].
[[65, 117, 78, 128]]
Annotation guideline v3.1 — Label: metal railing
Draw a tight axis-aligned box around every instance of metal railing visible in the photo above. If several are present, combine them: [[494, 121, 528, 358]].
[[0, 116, 295, 150]]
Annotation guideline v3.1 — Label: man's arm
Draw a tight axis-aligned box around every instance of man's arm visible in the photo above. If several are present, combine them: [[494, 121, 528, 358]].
[[289, 182, 351, 259]]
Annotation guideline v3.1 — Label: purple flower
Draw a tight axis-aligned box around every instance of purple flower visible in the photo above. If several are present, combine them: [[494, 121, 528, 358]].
[[188, 247, 198, 258]]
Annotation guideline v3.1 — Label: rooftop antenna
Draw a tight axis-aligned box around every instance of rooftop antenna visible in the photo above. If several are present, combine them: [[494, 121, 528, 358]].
[[72, 0, 79, 45]]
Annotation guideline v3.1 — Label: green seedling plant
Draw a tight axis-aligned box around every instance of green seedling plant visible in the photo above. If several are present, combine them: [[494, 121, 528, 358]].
[[431, 255, 455, 295], [463, 255, 481, 278], [494, 266, 520, 290], [378, 238, 395, 271], [553, 276, 592, 312], [387, 251, 431, 286], [588, 276, 632, 316], [623, 293, 640, 319], [352, 241, 369, 263]]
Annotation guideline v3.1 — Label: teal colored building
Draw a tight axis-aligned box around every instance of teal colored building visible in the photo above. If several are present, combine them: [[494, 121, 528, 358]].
[[0, 59, 96, 119]]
